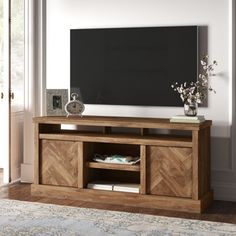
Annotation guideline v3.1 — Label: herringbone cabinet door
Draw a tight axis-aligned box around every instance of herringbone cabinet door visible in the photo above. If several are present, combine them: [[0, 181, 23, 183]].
[[147, 146, 192, 198], [40, 140, 78, 187]]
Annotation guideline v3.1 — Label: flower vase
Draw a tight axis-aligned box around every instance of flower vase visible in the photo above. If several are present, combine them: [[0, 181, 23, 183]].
[[184, 101, 198, 116]]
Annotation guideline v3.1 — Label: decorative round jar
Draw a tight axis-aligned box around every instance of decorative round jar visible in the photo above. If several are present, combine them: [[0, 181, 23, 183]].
[[184, 101, 198, 116]]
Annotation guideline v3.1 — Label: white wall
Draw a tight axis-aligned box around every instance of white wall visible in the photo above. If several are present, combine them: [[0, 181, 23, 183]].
[[47, 0, 230, 121], [44, 0, 236, 200]]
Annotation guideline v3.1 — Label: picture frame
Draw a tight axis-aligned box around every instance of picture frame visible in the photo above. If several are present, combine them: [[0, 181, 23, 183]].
[[46, 89, 68, 116]]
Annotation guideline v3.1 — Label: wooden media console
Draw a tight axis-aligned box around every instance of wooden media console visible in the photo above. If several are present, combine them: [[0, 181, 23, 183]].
[[32, 116, 213, 213]]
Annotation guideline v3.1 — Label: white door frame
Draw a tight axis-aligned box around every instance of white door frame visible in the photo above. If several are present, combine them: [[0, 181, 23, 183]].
[[1, 0, 10, 183], [2, 0, 26, 183], [22, 0, 46, 182]]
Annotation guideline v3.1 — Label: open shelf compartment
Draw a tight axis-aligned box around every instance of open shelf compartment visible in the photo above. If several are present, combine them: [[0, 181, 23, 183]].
[[85, 169, 140, 193], [83, 142, 141, 167], [83, 142, 141, 193]]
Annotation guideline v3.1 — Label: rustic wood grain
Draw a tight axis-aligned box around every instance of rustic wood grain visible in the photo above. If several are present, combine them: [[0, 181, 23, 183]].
[[87, 162, 140, 172], [78, 142, 84, 188], [33, 116, 212, 131], [33, 115, 212, 213], [140, 145, 146, 194], [147, 146, 192, 198], [40, 140, 78, 187], [39, 133, 192, 147]]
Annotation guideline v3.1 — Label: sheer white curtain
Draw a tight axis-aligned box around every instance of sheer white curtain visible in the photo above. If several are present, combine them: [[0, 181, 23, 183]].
[[0, 0, 25, 183], [0, 0, 10, 184]]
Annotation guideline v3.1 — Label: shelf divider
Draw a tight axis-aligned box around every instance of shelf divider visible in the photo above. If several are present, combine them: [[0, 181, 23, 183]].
[[78, 142, 84, 188], [140, 145, 147, 194]]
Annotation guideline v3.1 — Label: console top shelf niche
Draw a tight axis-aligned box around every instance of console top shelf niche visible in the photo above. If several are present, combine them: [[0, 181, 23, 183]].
[[32, 116, 213, 213]]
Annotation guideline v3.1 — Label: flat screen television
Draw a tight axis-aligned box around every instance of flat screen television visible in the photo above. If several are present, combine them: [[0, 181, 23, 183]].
[[70, 26, 198, 107]]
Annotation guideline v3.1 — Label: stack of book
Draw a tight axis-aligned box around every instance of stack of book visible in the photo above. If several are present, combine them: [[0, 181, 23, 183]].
[[170, 115, 205, 123], [87, 181, 140, 193], [87, 181, 114, 191], [113, 183, 140, 193]]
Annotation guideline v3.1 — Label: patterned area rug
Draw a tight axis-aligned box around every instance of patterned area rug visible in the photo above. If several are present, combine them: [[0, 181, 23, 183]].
[[0, 199, 235, 236]]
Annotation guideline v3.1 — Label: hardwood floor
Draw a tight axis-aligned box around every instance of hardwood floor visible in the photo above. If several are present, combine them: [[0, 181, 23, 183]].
[[1, 182, 236, 224]]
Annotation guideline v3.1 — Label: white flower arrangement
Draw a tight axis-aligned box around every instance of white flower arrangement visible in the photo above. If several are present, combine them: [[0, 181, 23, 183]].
[[171, 55, 217, 104]]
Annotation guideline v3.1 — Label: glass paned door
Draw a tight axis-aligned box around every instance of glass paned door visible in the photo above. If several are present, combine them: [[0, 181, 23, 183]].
[[0, 0, 10, 184]]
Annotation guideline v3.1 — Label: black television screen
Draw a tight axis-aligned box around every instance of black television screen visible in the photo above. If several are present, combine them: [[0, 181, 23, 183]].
[[70, 26, 198, 106]]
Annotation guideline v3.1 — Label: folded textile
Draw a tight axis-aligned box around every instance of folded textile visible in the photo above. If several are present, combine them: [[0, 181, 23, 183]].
[[93, 154, 140, 165]]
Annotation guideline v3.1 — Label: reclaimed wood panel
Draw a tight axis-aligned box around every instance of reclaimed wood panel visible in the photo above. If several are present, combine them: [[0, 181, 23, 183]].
[[147, 146, 192, 198], [40, 140, 78, 187]]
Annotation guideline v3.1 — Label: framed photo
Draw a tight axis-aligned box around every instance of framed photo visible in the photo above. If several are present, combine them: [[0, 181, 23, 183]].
[[46, 89, 68, 116]]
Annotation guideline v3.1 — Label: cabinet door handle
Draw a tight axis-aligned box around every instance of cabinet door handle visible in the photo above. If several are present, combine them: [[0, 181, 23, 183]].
[[10, 92, 14, 100], [1, 92, 3, 99]]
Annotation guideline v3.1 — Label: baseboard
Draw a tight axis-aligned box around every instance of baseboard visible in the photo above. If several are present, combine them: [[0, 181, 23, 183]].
[[10, 179, 21, 185], [212, 181, 236, 201], [0, 179, 21, 188], [21, 163, 33, 183]]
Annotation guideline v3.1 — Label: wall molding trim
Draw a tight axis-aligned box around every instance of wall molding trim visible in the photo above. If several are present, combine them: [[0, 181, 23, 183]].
[[21, 163, 33, 183], [22, 0, 46, 179], [1, 179, 21, 188]]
